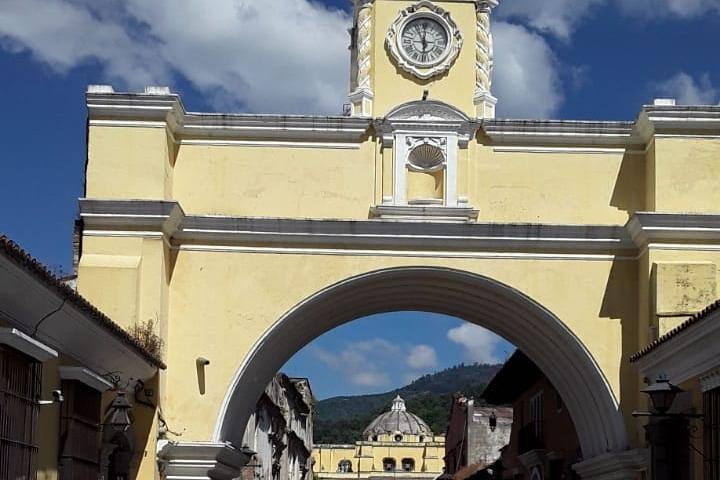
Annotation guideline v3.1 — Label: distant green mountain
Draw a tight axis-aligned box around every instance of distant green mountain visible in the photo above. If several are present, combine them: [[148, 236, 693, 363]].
[[313, 363, 501, 444]]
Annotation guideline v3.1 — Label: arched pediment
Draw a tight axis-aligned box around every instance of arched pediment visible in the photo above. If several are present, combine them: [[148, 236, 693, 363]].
[[385, 100, 470, 122]]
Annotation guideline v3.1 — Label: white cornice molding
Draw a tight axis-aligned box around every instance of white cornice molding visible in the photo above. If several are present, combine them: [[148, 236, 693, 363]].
[[80, 199, 638, 255], [375, 100, 479, 148], [86, 92, 371, 143], [59, 366, 114, 392], [80, 200, 720, 256], [633, 309, 720, 385], [482, 119, 639, 148], [79, 198, 184, 238], [0, 328, 58, 362], [370, 205, 479, 222], [634, 105, 720, 143], [626, 212, 720, 248]]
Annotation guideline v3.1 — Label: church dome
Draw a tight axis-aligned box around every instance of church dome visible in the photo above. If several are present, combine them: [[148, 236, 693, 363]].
[[363, 395, 433, 437]]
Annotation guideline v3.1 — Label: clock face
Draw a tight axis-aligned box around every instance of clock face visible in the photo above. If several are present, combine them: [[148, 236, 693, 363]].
[[400, 17, 449, 66]]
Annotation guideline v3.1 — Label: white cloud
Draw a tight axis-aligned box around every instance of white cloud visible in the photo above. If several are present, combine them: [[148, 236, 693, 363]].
[[406, 345, 438, 370], [0, 0, 351, 114], [492, 22, 564, 118], [352, 372, 392, 387], [446, 323, 504, 364], [496, 0, 603, 40], [313, 339, 398, 388], [655, 72, 719, 105], [313, 339, 440, 389]]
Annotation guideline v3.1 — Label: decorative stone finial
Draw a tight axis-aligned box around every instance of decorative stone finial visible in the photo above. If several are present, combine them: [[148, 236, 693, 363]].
[[391, 395, 407, 412]]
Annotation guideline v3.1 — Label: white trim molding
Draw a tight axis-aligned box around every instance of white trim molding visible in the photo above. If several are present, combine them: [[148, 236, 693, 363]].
[[483, 119, 638, 149], [59, 366, 114, 392], [0, 328, 58, 362], [627, 212, 720, 249], [157, 442, 253, 480], [370, 205, 478, 222], [79, 199, 639, 256], [634, 105, 720, 143], [86, 91, 371, 144]]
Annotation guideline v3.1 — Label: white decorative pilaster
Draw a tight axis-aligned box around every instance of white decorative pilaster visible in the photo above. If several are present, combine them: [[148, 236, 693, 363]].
[[349, 0, 374, 117], [474, 1, 498, 118], [445, 135, 459, 207], [393, 134, 409, 206]]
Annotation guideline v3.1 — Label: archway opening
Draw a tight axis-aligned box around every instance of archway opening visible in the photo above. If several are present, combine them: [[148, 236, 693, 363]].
[[214, 267, 628, 462]]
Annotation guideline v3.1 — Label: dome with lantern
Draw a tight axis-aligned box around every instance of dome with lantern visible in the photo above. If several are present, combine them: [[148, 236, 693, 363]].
[[363, 395, 433, 438]]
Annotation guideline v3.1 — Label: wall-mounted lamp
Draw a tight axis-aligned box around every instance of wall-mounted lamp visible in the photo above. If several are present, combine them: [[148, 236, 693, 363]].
[[38, 389, 64, 406], [105, 392, 133, 432], [632, 377, 703, 419]]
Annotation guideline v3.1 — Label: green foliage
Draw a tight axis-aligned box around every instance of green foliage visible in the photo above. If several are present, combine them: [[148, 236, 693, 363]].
[[314, 363, 501, 444], [128, 318, 164, 358]]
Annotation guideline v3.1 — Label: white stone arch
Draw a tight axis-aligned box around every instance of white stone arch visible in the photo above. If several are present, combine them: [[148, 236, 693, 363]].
[[213, 266, 629, 463]]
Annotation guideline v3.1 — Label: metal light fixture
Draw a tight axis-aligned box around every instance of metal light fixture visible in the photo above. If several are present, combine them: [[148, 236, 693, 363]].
[[642, 378, 683, 414], [632, 376, 702, 419], [106, 391, 133, 432], [489, 411, 497, 432]]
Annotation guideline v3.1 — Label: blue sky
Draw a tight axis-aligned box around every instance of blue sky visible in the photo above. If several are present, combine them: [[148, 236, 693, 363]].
[[282, 312, 514, 399], [0, 0, 718, 399]]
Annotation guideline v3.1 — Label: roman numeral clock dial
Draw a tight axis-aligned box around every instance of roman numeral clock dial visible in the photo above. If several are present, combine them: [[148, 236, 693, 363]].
[[401, 18, 448, 65], [386, 4, 463, 80]]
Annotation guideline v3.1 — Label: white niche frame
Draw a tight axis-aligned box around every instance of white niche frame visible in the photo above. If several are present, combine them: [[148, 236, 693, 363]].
[[373, 100, 479, 222]]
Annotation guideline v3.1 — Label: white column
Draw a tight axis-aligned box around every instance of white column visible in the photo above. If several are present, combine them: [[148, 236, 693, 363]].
[[445, 135, 458, 207], [393, 134, 408, 206]]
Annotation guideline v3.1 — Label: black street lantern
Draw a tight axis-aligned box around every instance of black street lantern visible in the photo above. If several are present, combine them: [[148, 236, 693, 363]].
[[106, 391, 133, 432], [641, 378, 683, 414], [488, 411, 497, 432]]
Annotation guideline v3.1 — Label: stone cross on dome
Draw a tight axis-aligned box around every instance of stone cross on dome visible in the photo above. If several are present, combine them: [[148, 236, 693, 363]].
[[391, 395, 407, 412]]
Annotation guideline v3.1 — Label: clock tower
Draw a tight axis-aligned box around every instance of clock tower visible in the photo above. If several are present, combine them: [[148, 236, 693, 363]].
[[348, 0, 498, 118]]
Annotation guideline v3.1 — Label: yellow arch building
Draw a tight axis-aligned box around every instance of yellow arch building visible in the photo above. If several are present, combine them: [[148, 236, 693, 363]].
[[74, 0, 720, 478], [313, 396, 445, 480]]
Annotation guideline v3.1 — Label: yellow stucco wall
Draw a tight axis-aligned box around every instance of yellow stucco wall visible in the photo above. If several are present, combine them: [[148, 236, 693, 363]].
[[172, 143, 376, 218], [313, 434, 445, 479], [651, 138, 720, 213], [154, 251, 633, 443], [86, 126, 175, 200], [76, 119, 720, 477]]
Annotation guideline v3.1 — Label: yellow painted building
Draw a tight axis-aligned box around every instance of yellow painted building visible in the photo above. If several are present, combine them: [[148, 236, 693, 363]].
[[313, 396, 445, 480], [70, 0, 720, 478]]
